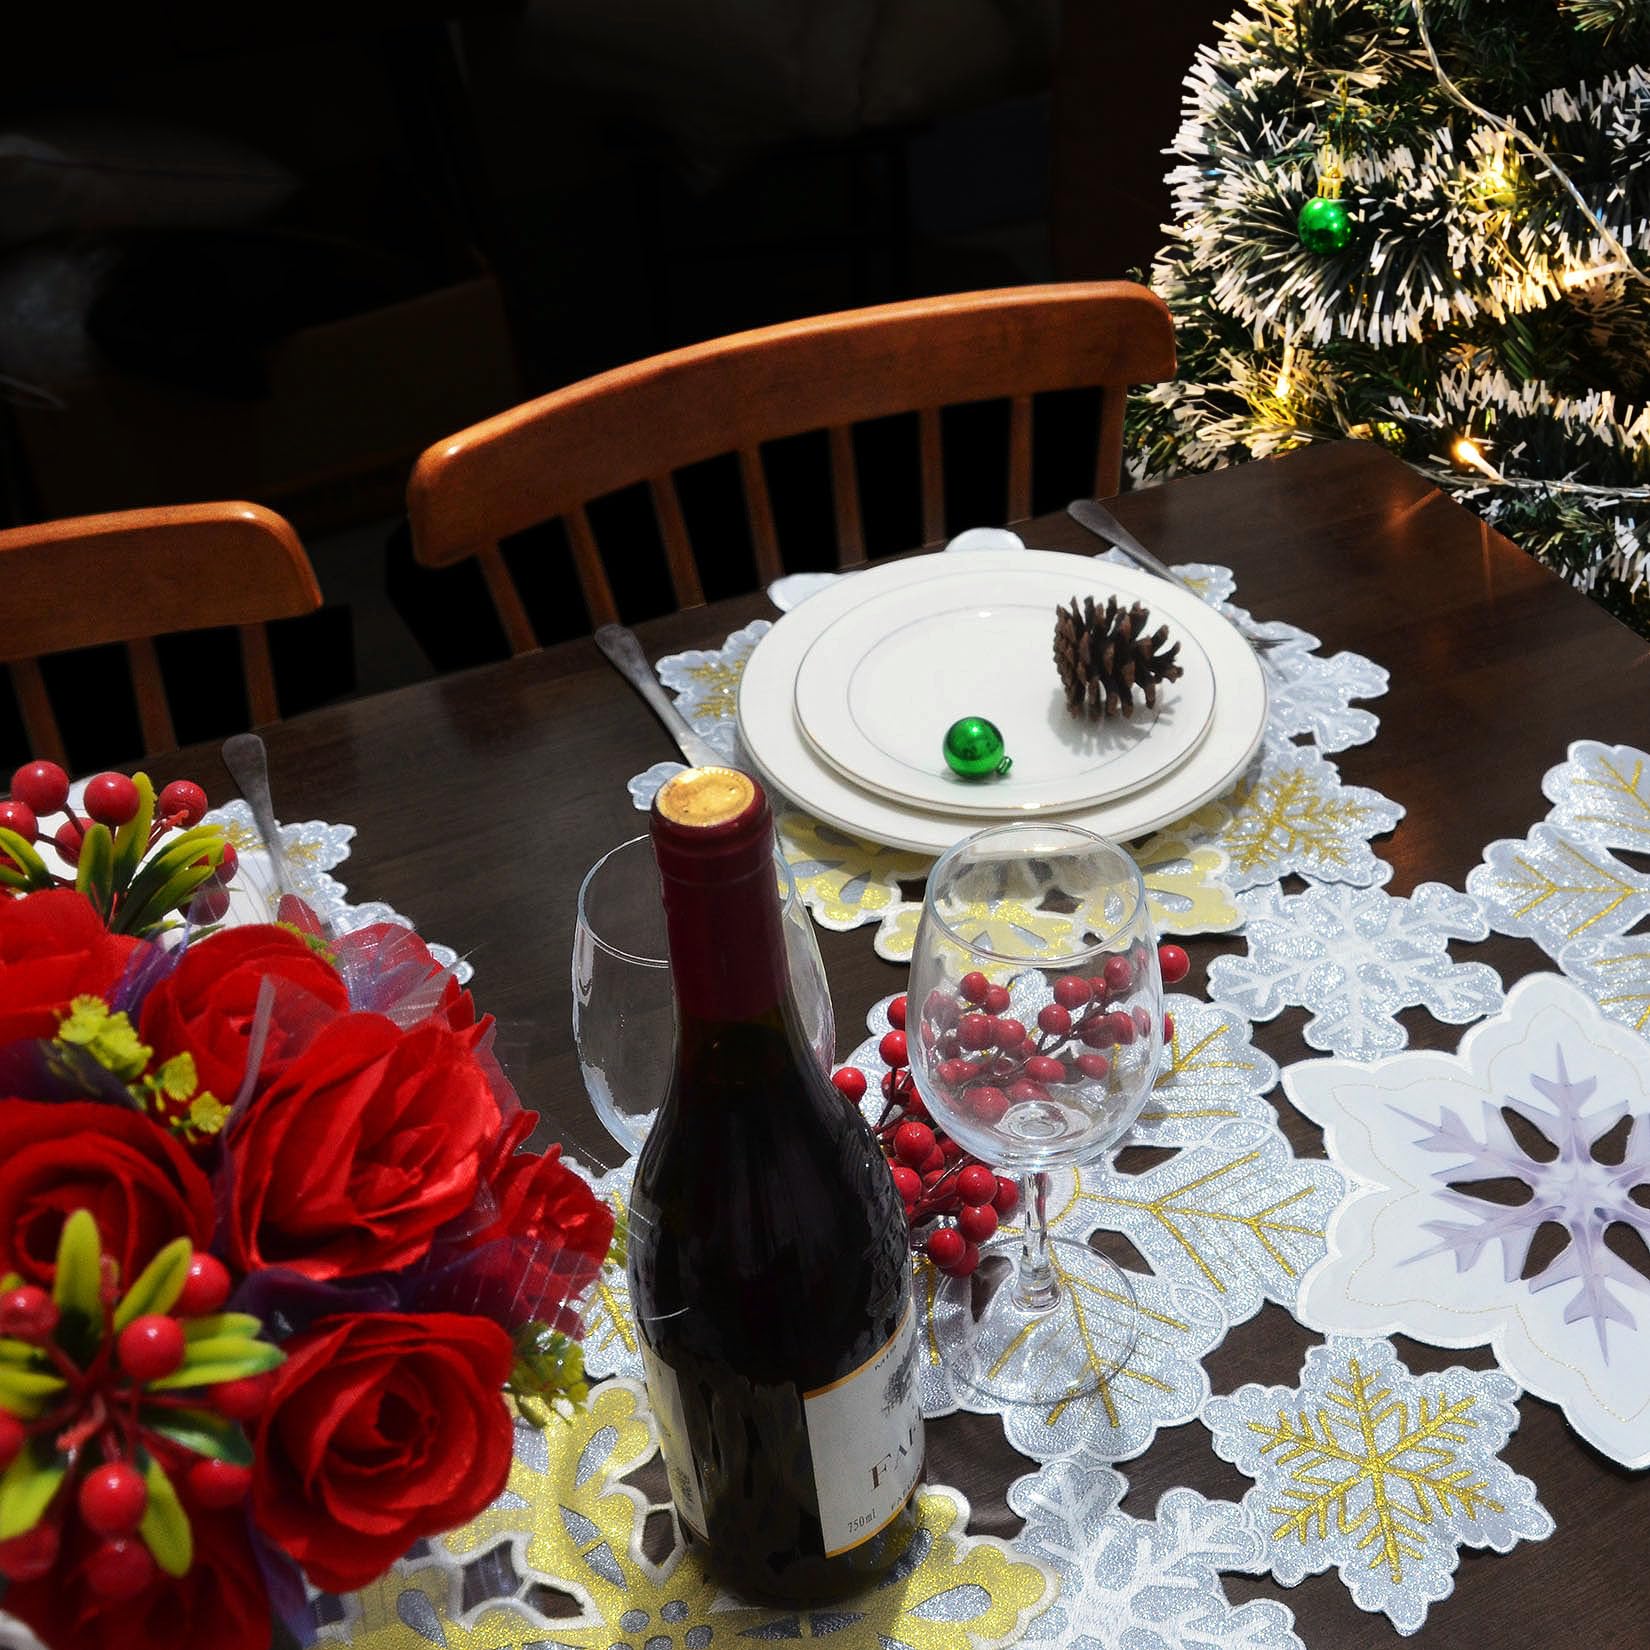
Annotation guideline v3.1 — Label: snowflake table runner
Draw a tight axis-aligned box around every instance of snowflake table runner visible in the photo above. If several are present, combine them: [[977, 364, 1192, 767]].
[[1207, 871, 1503, 1060], [1285, 973, 1650, 1467], [1202, 1338, 1552, 1635], [318, 1379, 1056, 1650]]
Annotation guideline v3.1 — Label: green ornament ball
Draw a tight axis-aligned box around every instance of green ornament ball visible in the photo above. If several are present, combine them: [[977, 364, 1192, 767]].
[[943, 716, 1012, 780], [1297, 195, 1351, 254]]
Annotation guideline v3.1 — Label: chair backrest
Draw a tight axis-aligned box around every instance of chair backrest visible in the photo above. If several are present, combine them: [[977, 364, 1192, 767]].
[[407, 281, 1175, 652], [0, 501, 324, 763]]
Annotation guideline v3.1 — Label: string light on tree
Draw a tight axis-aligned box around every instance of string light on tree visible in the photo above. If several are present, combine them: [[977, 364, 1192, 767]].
[[1131, 1, 1650, 636]]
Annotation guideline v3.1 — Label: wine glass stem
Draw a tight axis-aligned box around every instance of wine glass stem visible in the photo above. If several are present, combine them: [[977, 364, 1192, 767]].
[[1012, 1171, 1060, 1313]]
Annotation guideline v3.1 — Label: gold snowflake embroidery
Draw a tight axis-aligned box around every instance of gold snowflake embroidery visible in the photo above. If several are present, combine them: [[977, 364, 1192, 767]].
[[1560, 749, 1650, 845], [779, 815, 931, 930], [1588, 945, 1650, 1032], [874, 899, 1079, 969], [1252, 1355, 1500, 1583], [680, 658, 745, 724], [1499, 836, 1642, 941], [327, 1381, 1055, 1650], [1135, 1015, 1269, 1134], [1220, 764, 1380, 877], [583, 1188, 639, 1368], [1128, 808, 1241, 935]]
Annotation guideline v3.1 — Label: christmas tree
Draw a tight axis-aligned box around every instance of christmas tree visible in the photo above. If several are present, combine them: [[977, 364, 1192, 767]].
[[1132, 0, 1650, 634]]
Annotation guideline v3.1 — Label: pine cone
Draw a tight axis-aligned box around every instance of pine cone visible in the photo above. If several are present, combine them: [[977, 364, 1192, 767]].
[[1053, 594, 1184, 720]]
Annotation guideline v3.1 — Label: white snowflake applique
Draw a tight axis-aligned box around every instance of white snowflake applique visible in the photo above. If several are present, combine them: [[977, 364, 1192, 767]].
[[1286, 973, 1650, 1467], [1540, 738, 1650, 855], [1008, 1459, 1303, 1650], [1203, 1337, 1553, 1635], [1207, 873, 1503, 1060]]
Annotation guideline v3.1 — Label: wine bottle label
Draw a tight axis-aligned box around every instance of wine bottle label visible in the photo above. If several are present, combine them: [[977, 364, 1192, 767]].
[[641, 1347, 708, 1539], [804, 1302, 924, 1557]]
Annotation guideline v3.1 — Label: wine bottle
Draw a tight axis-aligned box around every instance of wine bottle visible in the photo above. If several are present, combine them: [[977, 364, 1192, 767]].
[[630, 767, 924, 1605]]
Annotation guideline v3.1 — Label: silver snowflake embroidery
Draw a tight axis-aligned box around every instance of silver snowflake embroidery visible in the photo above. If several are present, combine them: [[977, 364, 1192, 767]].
[[1207, 874, 1503, 1060], [1466, 823, 1650, 958], [1203, 1337, 1553, 1636], [1560, 932, 1650, 1039], [1540, 738, 1650, 855], [1008, 1459, 1303, 1650], [1216, 745, 1404, 892], [628, 759, 687, 812], [1260, 644, 1389, 754], [568, 1159, 644, 1383], [655, 618, 770, 728], [1134, 994, 1282, 1146], [1409, 1046, 1650, 1355]]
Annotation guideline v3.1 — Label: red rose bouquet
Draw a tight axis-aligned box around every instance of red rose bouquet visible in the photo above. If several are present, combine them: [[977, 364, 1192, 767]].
[[0, 762, 615, 1650]]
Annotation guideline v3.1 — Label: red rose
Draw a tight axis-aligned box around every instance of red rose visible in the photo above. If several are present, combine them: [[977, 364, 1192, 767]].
[[475, 1111, 614, 1280], [0, 1101, 214, 1290], [334, 920, 486, 1032], [224, 1012, 499, 1280], [252, 1311, 515, 1591], [3, 1495, 270, 1650], [0, 888, 144, 1046], [139, 923, 350, 1104]]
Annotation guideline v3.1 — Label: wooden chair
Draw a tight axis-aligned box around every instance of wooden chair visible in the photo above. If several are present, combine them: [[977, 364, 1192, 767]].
[[407, 281, 1175, 652], [0, 502, 323, 763]]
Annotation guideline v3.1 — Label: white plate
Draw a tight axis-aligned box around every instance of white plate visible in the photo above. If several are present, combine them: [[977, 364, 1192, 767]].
[[792, 564, 1216, 815], [737, 549, 1268, 854]]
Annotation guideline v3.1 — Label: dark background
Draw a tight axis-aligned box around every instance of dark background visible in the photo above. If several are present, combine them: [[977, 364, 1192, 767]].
[[0, 4, 1227, 772]]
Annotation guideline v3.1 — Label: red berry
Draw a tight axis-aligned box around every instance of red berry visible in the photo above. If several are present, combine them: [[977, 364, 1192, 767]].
[[1132, 1005, 1153, 1038], [881, 1070, 900, 1101], [957, 1013, 995, 1051], [832, 1067, 867, 1104], [954, 1241, 981, 1277], [215, 841, 240, 884], [1008, 1079, 1050, 1104], [956, 1164, 996, 1204], [175, 1253, 231, 1317], [1079, 1016, 1115, 1049], [185, 1458, 252, 1509], [83, 773, 140, 827], [0, 1411, 25, 1469], [925, 989, 960, 1030], [1158, 943, 1190, 985], [904, 1093, 929, 1122], [0, 801, 37, 842], [1037, 1002, 1072, 1036], [52, 819, 83, 864], [85, 1535, 155, 1601], [117, 1315, 186, 1382], [936, 1058, 970, 1086], [983, 984, 1012, 1014], [1103, 954, 1135, 995], [0, 1522, 59, 1582], [891, 1165, 921, 1203], [958, 1203, 999, 1243], [1025, 1055, 1068, 1084], [1163, 1013, 1176, 1044], [940, 1136, 963, 1161], [887, 995, 907, 1030], [958, 971, 991, 1005], [920, 1147, 946, 1175], [212, 1374, 272, 1421], [878, 1030, 908, 1069], [991, 1017, 1024, 1049], [937, 1032, 961, 1059], [10, 761, 69, 816], [0, 1285, 58, 1342], [192, 885, 231, 923], [1053, 975, 1093, 1010], [1105, 1011, 1136, 1047], [157, 780, 208, 826], [893, 1121, 936, 1167], [926, 1228, 965, 1270], [923, 1168, 948, 1190], [968, 1085, 1009, 1124], [993, 1176, 1020, 1217], [78, 1463, 147, 1536], [1077, 1052, 1111, 1081]]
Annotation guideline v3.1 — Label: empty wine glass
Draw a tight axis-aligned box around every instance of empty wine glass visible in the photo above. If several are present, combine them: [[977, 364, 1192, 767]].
[[905, 821, 1162, 1407], [573, 834, 834, 1156]]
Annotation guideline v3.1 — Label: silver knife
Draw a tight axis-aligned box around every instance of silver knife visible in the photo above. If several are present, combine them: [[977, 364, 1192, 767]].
[[594, 624, 730, 769]]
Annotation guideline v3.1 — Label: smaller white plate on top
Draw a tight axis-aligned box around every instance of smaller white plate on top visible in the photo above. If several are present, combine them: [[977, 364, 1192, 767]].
[[792, 565, 1216, 816]]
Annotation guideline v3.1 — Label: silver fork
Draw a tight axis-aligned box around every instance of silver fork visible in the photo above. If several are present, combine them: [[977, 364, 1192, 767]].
[[1065, 499, 1289, 652]]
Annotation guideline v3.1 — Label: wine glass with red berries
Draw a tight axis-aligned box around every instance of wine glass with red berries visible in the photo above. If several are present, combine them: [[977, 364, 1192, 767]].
[[904, 821, 1163, 1407]]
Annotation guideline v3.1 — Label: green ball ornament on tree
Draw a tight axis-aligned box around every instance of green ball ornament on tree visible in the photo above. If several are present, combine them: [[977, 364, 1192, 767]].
[[1297, 195, 1350, 254], [943, 716, 1011, 779]]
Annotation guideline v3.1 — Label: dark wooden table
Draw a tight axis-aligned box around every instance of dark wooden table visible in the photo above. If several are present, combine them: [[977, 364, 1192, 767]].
[[151, 441, 1650, 1649]]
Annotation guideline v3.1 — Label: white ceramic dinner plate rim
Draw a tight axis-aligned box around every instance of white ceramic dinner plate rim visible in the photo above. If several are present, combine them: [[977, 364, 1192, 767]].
[[737, 549, 1269, 854], [791, 564, 1218, 816]]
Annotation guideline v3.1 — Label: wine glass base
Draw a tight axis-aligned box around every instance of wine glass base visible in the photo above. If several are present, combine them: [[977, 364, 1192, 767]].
[[937, 1236, 1138, 1410]]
